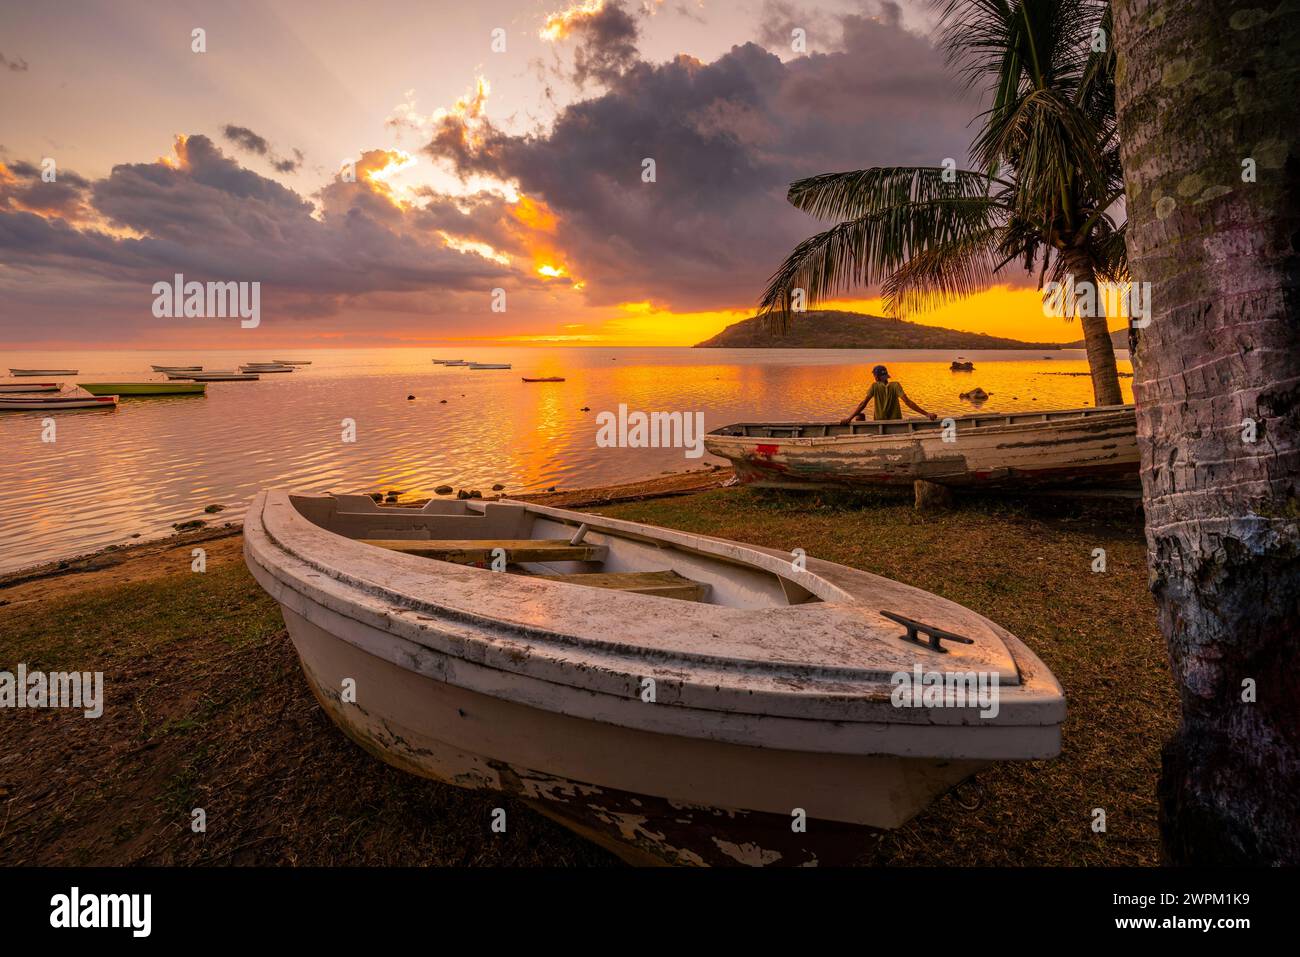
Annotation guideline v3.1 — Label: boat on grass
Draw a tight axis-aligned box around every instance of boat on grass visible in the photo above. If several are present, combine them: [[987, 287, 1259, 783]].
[[79, 382, 206, 396], [0, 393, 117, 411], [468, 363, 511, 370], [9, 368, 78, 376], [705, 404, 1138, 491], [522, 377, 566, 383], [244, 490, 1064, 866], [150, 365, 202, 372], [0, 382, 61, 393]]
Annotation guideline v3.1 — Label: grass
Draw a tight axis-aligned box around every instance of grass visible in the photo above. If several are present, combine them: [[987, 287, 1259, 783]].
[[0, 487, 1176, 866]]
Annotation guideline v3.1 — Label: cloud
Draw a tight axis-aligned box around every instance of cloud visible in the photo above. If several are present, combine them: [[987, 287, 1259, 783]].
[[0, 52, 29, 73], [541, 0, 641, 87], [426, 4, 977, 311], [222, 123, 303, 173], [0, 134, 529, 341]]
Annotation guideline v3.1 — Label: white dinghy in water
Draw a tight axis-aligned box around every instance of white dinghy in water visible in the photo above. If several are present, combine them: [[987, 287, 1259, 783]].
[[245, 490, 1064, 866]]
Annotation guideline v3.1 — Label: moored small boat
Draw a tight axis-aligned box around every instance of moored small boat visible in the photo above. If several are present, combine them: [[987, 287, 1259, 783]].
[[181, 371, 260, 381], [0, 393, 117, 411], [705, 404, 1138, 490], [522, 377, 566, 382], [245, 490, 1064, 866], [239, 364, 293, 373], [468, 363, 512, 370], [0, 382, 61, 393], [432, 359, 463, 364], [150, 365, 202, 372], [79, 382, 206, 396], [9, 368, 78, 376], [272, 359, 312, 365]]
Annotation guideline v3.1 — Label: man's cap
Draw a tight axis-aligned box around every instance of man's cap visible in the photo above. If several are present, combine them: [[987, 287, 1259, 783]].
[[872, 364, 889, 377]]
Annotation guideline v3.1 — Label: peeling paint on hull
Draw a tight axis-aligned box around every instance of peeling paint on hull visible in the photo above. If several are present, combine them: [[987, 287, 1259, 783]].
[[284, 606, 982, 866], [707, 405, 1139, 490]]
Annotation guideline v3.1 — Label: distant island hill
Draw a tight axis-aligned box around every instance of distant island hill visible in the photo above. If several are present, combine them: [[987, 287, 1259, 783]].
[[693, 310, 1128, 350]]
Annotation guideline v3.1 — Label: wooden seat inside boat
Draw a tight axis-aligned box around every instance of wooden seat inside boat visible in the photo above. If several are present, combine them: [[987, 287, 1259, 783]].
[[533, 569, 710, 601], [358, 538, 608, 564]]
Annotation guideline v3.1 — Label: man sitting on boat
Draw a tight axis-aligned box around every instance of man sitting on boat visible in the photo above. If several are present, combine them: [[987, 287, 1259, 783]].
[[840, 365, 938, 424]]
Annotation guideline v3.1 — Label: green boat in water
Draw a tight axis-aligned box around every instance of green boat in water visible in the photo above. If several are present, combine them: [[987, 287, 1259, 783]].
[[78, 382, 206, 396]]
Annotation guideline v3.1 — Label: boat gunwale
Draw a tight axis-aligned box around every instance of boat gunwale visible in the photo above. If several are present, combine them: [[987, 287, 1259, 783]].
[[707, 404, 1135, 443], [246, 490, 1065, 739]]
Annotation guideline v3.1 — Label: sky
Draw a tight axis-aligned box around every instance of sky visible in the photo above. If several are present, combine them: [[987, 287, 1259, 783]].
[[0, 0, 1117, 349]]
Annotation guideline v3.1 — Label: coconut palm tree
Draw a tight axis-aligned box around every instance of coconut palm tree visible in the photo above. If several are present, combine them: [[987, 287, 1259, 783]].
[[1112, 0, 1300, 864], [759, 0, 1127, 407]]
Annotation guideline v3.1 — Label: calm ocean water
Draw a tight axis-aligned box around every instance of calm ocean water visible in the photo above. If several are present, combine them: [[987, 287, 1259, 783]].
[[0, 346, 1132, 573]]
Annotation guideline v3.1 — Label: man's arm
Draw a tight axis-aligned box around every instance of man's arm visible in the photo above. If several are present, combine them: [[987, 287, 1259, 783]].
[[839, 395, 869, 425], [899, 387, 938, 421], [839, 385, 873, 425]]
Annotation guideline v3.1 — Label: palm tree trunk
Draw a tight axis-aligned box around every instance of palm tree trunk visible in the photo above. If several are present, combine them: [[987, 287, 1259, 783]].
[[1061, 250, 1124, 407], [1113, 0, 1300, 864]]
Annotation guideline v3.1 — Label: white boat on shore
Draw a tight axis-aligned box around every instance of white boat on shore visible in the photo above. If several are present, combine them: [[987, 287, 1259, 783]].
[[9, 368, 78, 376], [0, 382, 61, 393], [705, 404, 1138, 490], [244, 490, 1064, 866]]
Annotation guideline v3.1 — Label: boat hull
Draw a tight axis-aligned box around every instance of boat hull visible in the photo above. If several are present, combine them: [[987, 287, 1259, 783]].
[[272, 600, 984, 866], [0, 395, 116, 410], [243, 491, 1064, 865], [706, 406, 1138, 490], [79, 382, 205, 396]]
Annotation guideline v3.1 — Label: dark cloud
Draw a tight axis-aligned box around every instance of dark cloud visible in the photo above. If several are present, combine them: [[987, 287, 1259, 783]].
[[0, 52, 30, 73], [566, 0, 641, 87], [427, 9, 976, 310], [1, 158, 94, 221], [222, 124, 303, 173], [0, 135, 521, 339], [222, 124, 271, 155]]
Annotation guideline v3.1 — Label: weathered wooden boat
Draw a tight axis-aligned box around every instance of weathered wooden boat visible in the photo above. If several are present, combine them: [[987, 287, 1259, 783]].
[[432, 359, 464, 364], [272, 359, 312, 365], [468, 362, 512, 370], [79, 382, 206, 396], [150, 365, 202, 372], [706, 404, 1138, 490], [522, 376, 566, 382], [0, 382, 60, 393], [8, 368, 78, 376], [179, 371, 259, 381], [244, 490, 1064, 866], [0, 393, 117, 411], [240, 364, 294, 373]]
